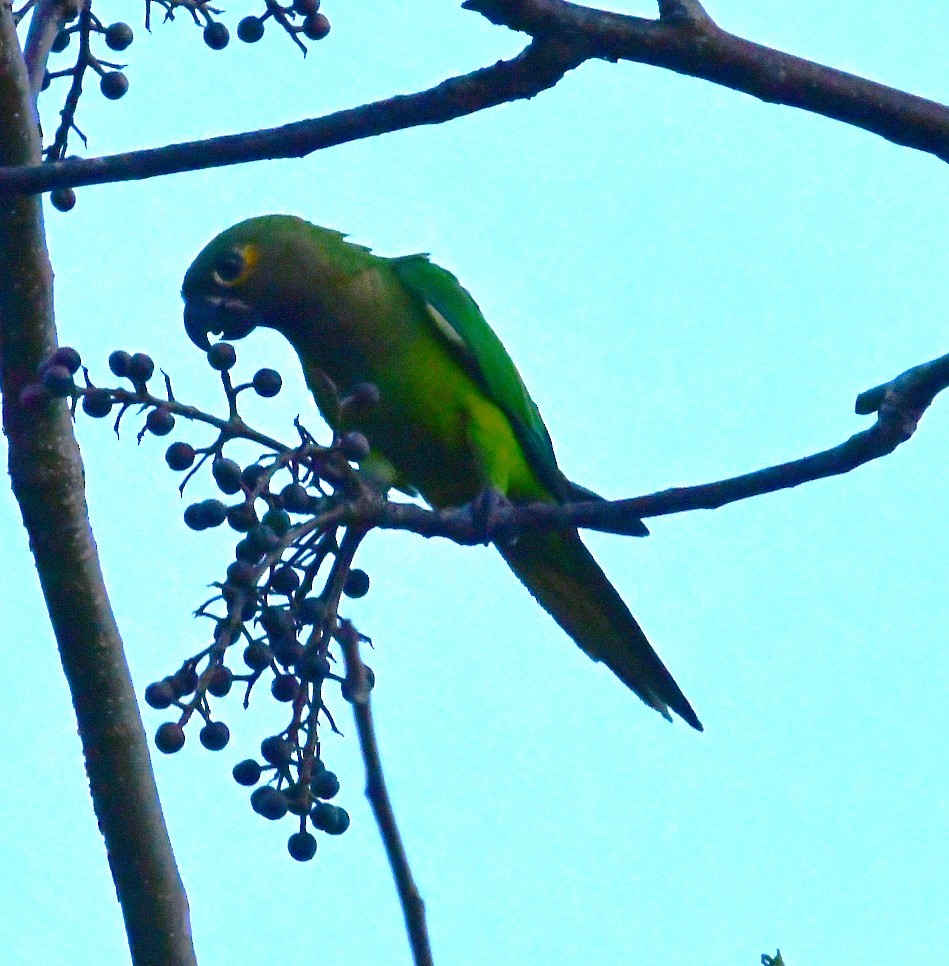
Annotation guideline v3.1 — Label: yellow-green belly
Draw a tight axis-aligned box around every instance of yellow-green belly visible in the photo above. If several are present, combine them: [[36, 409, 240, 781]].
[[365, 333, 547, 508], [302, 321, 549, 509]]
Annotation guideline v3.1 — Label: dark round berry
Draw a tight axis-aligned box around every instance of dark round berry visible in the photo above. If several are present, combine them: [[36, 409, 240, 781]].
[[284, 783, 313, 816], [237, 16, 265, 43], [302, 13, 331, 40], [212, 457, 243, 494], [235, 537, 263, 563], [311, 802, 349, 834], [261, 735, 293, 767], [226, 560, 257, 587], [296, 648, 330, 682], [341, 666, 375, 703], [260, 606, 295, 637], [292, 0, 320, 15], [207, 342, 236, 371], [340, 678, 358, 703], [144, 679, 176, 710], [298, 596, 325, 625], [155, 722, 185, 754], [171, 666, 198, 698], [251, 786, 288, 820], [42, 364, 74, 397], [50, 187, 76, 212], [203, 22, 230, 50], [50, 346, 81, 373], [233, 759, 263, 786], [146, 407, 175, 436], [241, 463, 269, 491], [252, 368, 282, 397], [203, 499, 227, 527], [326, 806, 350, 835], [348, 382, 380, 408], [261, 508, 291, 537], [104, 22, 134, 51], [343, 568, 370, 599], [243, 641, 272, 671], [199, 721, 230, 751], [309, 800, 334, 831], [270, 636, 303, 668], [108, 350, 132, 378], [288, 831, 317, 861], [183, 499, 229, 532], [271, 674, 298, 702], [127, 352, 154, 382], [227, 503, 258, 532], [51, 353, 81, 383], [339, 431, 370, 461], [81, 389, 113, 418], [51, 29, 70, 53], [19, 383, 51, 409], [184, 503, 207, 531], [100, 71, 129, 100], [310, 769, 340, 800], [270, 566, 300, 596], [206, 665, 233, 697], [280, 482, 311, 513], [165, 441, 196, 471], [41, 70, 51, 91]]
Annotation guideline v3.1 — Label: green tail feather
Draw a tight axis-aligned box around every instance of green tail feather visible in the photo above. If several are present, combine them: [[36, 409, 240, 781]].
[[499, 529, 702, 730]]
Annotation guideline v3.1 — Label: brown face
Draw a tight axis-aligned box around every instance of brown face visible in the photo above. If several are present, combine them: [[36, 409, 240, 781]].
[[182, 238, 266, 350]]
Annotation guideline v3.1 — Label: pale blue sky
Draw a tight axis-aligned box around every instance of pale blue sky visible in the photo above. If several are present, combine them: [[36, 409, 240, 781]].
[[2, 3, 947, 964]]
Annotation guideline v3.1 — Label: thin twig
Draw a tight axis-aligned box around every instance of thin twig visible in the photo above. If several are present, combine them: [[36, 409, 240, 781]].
[[22, 0, 83, 97], [335, 542, 434, 966]]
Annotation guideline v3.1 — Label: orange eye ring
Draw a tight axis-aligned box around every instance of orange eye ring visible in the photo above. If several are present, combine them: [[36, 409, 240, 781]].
[[212, 244, 260, 287]]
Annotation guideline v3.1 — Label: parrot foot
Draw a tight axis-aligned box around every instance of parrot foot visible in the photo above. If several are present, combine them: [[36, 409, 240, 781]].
[[461, 487, 517, 547]]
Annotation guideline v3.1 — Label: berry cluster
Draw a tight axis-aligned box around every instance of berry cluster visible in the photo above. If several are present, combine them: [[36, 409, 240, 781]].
[[149, 0, 331, 53], [23, 341, 379, 861], [42, 6, 136, 182], [33, 1, 332, 211]]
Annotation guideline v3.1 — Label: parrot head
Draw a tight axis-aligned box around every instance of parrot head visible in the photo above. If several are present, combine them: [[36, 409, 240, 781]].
[[181, 214, 356, 350]]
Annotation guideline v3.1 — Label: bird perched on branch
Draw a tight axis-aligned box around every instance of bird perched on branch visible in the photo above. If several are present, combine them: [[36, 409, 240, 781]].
[[182, 215, 701, 730]]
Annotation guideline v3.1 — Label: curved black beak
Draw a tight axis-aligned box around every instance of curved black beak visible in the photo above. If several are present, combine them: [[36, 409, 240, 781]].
[[183, 295, 259, 351]]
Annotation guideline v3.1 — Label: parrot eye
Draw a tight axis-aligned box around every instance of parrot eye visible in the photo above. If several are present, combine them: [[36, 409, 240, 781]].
[[213, 249, 247, 286]]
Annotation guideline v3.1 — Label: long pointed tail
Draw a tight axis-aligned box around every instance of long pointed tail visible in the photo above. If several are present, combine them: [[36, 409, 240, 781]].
[[499, 528, 702, 730]]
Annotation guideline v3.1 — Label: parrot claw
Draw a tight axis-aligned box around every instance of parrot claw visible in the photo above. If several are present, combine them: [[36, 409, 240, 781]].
[[462, 487, 517, 547]]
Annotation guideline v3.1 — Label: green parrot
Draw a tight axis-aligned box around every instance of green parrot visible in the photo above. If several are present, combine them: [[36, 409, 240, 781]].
[[182, 215, 701, 730]]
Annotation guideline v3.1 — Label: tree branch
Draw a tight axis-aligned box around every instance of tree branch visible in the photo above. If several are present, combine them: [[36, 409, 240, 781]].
[[335, 554, 434, 966], [345, 351, 949, 542], [3, 0, 949, 196], [0, 37, 583, 196], [0, 10, 196, 966], [465, 0, 949, 162]]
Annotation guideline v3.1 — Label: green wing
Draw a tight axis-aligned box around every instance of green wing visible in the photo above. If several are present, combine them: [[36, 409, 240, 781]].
[[390, 255, 647, 534], [390, 254, 571, 498]]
